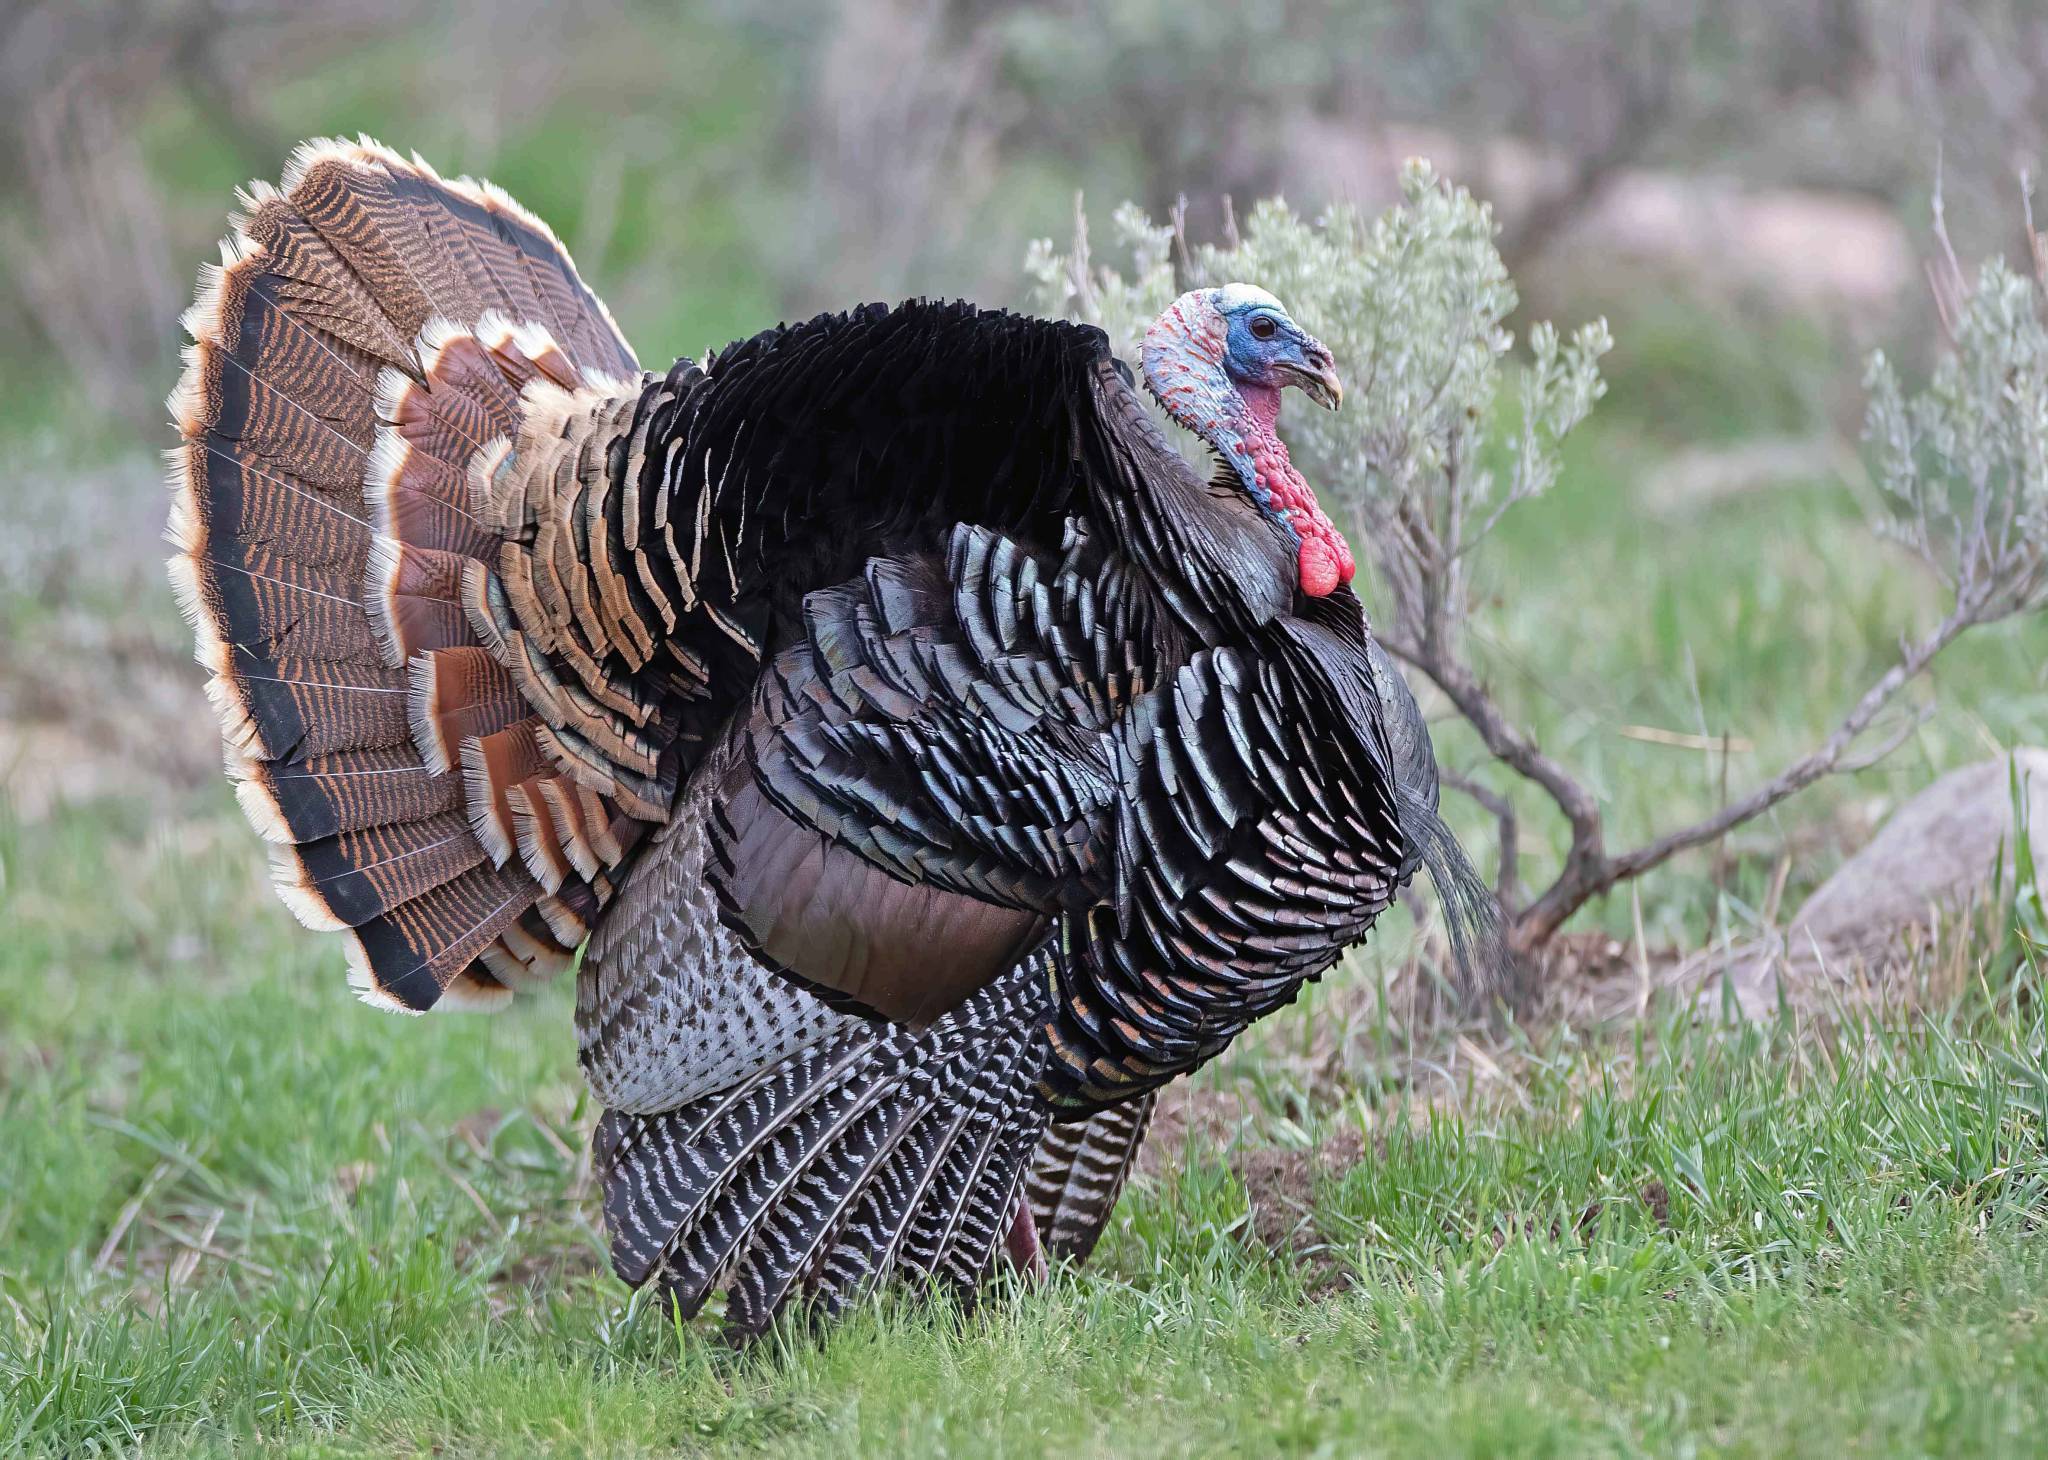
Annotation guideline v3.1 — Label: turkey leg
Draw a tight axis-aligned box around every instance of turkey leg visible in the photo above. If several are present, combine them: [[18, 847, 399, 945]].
[[1003, 1198, 1048, 1282]]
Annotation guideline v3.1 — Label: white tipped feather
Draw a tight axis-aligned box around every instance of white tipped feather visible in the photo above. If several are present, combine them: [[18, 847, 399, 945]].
[[437, 967, 515, 1012], [580, 368, 638, 398], [536, 778, 603, 881], [235, 177, 283, 215], [343, 935, 426, 1015], [163, 445, 203, 553], [279, 134, 406, 201], [163, 552, 210, 650], [362, 428, 410, 536], [534, 893, 589, 947], [202, 674, 269, 758], [507, 320, 566, 368], [269, 844, 348, 932], [508, 784, 566, 893], [460, 559, 513, 663], [165, 341, 208, 435], [166, 552, 271, 761], [344, 134, 416, 175], [232, 771, 295, 846], [416, 315, 471, 375], [574, 782, 627, 867], [487, 919, 571, 988], [177, 232, 261, 348], [465, 436, 514, 521], [180, 267, 225, 348], [374, 365, 416, 427], [474, 309, 517, 351], [457, 734, 516, 867], [476, 940, 529, 989], [405, 651, 454, 775], [363, 533, 409, 668]]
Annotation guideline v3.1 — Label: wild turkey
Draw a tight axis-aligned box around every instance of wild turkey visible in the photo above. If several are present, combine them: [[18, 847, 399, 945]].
[[167, 138, 1499, 1337]]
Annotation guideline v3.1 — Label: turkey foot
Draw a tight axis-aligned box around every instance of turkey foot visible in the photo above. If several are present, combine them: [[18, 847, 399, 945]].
[[1002, 1198, 1048, 1283]]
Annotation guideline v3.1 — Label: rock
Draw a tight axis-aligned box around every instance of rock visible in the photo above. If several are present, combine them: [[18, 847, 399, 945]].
[[1786, 749, 2048, 969]]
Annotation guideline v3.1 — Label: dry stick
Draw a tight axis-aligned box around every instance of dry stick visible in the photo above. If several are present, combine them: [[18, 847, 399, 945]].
[[144, 1213, 276, 1282], [92, 1159, 174, 1273], [1388, 603, 1975, 959], [167, 1208, 223, 1288], [1380, 623, 1605, 918]]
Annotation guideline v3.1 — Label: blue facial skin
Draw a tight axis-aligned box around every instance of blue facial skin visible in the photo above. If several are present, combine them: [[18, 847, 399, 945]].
[[1218, 298, 1342, 408]]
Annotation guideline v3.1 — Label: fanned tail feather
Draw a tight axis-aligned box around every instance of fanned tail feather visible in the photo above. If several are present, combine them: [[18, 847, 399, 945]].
[[167, 136, 649, 1011]]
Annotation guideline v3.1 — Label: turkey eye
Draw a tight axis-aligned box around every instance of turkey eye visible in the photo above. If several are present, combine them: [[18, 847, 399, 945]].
[[1249, 315, 1278, 340]]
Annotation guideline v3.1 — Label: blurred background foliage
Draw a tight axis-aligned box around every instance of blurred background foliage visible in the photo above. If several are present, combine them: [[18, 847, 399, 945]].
[[2, 0, 2045, 949], [6, 0, 2045, 432]]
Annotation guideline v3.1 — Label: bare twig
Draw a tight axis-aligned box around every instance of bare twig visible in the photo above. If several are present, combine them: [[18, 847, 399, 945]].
[[1380, 626, 1605, 883], [144, 1213, 276, 1282], [1618, 723, 1756, 752], [1508, 607, 1974, 952], [93, 1159, 174, 1273], [1067, 191, 1097, 320], [166, 1207, 224, 1288], [1389, 578, 1979, 961]]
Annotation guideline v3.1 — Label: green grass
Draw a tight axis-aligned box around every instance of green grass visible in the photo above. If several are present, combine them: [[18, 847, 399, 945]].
[[4, 790, 2047, 1455], [6, 282, 2047, 1455]]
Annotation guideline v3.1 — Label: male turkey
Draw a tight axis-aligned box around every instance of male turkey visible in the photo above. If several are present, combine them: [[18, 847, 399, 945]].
[[167, 138, 1499, 1338]]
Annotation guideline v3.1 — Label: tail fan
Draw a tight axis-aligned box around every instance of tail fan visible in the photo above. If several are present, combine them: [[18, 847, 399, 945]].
[[595, 951, 1057, 1340], [167, 137, 662, 1011], [1025, 1092, 1156, 1262]]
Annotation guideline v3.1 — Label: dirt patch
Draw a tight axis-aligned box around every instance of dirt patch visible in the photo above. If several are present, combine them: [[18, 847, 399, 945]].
[[1140, 1082, 1374, 1295], [1235, 1124, 1365, 1253], [1137, 1080, 1249, 1177], [1236, 1126, 1367, 1296]]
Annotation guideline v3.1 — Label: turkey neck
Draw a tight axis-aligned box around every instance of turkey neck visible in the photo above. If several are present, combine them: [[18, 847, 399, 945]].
[[1105, 322, 1386, 770], [1080, 362, 1296, 645], [1137, 303, 1355, 606]]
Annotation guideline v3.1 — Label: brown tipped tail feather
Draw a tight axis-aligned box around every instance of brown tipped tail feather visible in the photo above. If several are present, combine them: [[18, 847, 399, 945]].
[[166, 137, 653, 1012]]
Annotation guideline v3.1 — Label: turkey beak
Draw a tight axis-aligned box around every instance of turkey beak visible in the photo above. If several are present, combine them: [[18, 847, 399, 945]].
[[1282, 340, 1344, 412]]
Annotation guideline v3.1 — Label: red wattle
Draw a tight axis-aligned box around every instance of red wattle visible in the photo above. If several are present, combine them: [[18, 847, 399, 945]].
[[1298, 539, 1340, 597], [1141, 296, 1355, 598], [1246, 426, 1355, 598]]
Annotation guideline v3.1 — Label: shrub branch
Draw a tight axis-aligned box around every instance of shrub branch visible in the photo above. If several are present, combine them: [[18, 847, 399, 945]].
[[1029, 166, 2048, 983]]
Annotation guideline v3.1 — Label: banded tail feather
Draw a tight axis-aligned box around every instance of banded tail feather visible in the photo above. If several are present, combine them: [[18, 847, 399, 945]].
[[594, 951, 1056, 1340], [167, 137, 664, 1011], [1025, 1091, 1157, 1263]]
